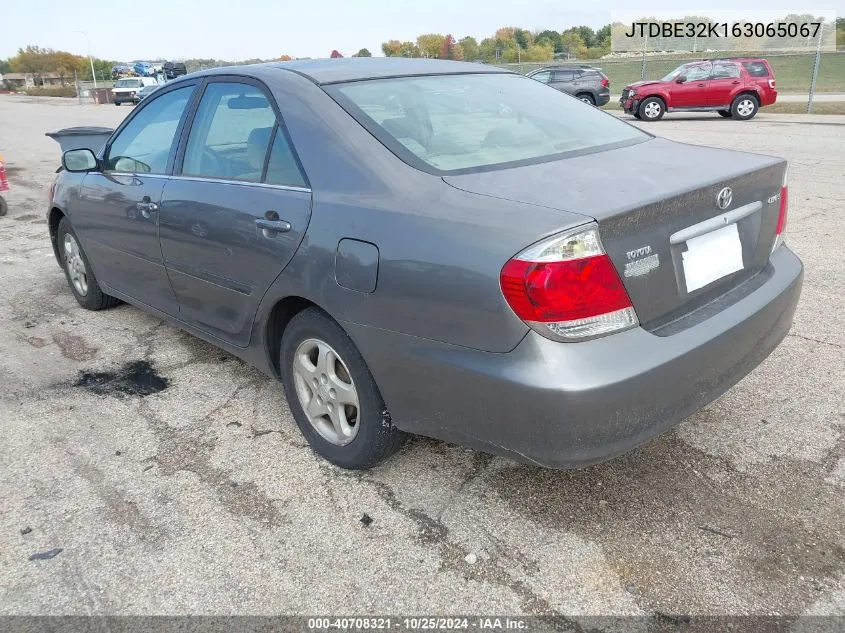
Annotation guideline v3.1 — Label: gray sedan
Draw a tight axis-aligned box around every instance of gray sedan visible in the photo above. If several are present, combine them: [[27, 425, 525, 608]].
[[49, 59, 802, 469]]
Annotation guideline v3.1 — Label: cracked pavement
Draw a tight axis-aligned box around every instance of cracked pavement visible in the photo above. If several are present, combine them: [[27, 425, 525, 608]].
[[0, 95, 843, 617]]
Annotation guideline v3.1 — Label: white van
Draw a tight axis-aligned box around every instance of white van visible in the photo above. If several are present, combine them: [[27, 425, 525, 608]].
[[111, 77, 159, 106]]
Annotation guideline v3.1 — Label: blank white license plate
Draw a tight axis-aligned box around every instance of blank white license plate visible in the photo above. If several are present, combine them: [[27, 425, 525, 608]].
[[681, 223, 744, 292]]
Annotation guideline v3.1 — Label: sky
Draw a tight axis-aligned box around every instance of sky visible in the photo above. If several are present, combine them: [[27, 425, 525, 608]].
[[1, 0, 842, 62]]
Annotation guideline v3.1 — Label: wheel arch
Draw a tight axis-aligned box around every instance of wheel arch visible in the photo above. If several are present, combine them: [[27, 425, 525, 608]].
[[48, 206, 66, 265], [263, 295, 320, 378]]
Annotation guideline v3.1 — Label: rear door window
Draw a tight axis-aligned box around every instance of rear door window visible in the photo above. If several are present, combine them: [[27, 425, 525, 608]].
[[182, 82, 277, 183], [552, 70, 574, 82], [712, 62, 741, 79]]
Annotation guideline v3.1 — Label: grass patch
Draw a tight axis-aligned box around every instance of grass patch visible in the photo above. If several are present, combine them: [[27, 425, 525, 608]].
[[17, 87, 77, 98]]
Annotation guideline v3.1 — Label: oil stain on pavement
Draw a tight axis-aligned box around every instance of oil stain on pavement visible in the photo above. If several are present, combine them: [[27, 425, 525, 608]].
[[74, 360, 170, 397]]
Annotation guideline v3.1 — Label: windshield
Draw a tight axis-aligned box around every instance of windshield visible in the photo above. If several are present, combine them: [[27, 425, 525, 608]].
[[328, 73, 648, 174], [115, 79, 142, 88], [661, 62, 713, 82]]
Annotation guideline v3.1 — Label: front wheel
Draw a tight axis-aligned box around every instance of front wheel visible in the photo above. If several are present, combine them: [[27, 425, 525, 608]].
[[638, 97, 665, 121], [0, 196, 7, 217], [731, 94, 759, 120], [281, 308, 407, 469], [57, 217, 119, 311]]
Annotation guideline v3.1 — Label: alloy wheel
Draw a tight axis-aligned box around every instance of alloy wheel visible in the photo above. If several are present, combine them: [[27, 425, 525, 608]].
[[644, 102, 661, 119], [737, 99, 755, 117], [292, 338, 360, 446], [63, 233, 88, 296]]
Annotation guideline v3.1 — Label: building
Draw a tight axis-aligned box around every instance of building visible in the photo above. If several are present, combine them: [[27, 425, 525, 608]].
[[1, 72, 71, 90]]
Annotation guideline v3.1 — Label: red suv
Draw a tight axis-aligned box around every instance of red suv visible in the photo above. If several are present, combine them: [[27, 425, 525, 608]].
[[621, 58, 777, 121]]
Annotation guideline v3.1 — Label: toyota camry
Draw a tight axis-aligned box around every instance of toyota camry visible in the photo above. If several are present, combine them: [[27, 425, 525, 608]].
[[49, 59, 802, 469]]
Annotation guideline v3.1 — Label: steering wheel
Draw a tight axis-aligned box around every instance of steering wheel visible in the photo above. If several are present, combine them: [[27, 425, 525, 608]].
[[199, 148, 223, 175]]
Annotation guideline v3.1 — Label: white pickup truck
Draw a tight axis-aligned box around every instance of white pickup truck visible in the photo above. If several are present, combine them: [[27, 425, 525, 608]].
[[111, 77, 159, 106]]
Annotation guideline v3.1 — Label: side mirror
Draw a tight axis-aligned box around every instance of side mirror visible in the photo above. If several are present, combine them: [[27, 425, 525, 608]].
[[675, 76, 687, 84], [62, 148, 98, 172]]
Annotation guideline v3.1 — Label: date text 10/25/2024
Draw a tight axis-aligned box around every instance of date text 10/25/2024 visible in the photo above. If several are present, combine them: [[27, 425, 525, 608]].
[[307, 617, 529, 630]]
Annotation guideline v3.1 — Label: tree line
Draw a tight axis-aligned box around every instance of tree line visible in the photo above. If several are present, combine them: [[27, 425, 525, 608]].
[[382, 26, 614, 63]]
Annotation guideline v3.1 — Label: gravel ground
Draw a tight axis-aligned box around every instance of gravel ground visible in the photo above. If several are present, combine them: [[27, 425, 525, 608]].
[[0, 94, 843, 618]]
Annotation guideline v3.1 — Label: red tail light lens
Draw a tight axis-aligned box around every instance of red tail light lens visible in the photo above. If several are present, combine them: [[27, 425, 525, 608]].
[[601, 77, 610, 88], [772, 167, 788, 252], [500, 225, 638, 341]]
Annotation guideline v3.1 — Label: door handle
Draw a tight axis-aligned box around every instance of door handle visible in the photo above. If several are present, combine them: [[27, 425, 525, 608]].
[[255, 218, 291, 234], [732, 80, 741, 85], [697, 83, 706, 87], [136, 200, 158, 219]]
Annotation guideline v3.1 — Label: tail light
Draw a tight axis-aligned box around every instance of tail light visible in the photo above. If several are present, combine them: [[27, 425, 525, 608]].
[[500, 224, 638, 342], [601, 77, 610, 88], [768, 79, 776, 89], [772, 166, 788, 252]]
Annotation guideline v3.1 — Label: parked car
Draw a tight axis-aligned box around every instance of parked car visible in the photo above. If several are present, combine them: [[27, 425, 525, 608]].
[[111, 77, 159, 105], [133, 61, 153, 77], [527, 65, 610, 106], [163, 61, 188, 80], [621, 57, 778, 121], [111, 65, 134, 80], [136, 84, 161, 101], [48, 59, 801, 470]]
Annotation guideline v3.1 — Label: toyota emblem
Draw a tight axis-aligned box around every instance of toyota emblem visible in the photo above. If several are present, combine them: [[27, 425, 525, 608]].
[[715, 187, 733, 210]]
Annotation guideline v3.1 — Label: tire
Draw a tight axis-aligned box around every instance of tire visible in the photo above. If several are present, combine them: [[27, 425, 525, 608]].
[[0, 196, 7, 217], [57, 217, 120, 311], [281, 308, 407, 469], [114, 102, 121, 106], [718, 110, 732, 118], [731, 94, 759, 120], [576, 93, 596, 106], [633, 110, 642, 120], [638, 96, 665, 121]]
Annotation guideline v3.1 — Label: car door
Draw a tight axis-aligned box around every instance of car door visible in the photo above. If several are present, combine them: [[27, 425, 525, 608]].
[[670, 62, 712, 107], [550, 69, 575, 94], [158, 78, 312, 347], [74, 83, 196, 314], [707, 61, 743, 107]]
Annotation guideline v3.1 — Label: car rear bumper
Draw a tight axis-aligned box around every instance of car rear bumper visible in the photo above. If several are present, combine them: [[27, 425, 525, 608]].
[[346, 246, 803, 468], [596, 90, 611, 107]]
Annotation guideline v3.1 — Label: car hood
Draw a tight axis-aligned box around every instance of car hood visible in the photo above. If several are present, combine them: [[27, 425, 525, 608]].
[[624, 80, 665, 90]]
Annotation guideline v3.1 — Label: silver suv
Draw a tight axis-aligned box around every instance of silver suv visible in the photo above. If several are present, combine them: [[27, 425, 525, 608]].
[[527, 65, 610, 106]]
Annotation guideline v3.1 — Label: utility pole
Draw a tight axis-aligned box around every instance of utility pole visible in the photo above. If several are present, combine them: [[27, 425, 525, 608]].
[[807, 22, 823, 114], [74, 30, 97, 88]]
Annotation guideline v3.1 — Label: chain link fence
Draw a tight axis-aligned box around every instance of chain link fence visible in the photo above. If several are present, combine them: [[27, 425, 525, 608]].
[[495, 50, 845, 113]]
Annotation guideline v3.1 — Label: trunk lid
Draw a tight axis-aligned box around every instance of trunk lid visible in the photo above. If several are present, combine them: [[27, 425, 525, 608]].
[[444, 138, 786, 330]]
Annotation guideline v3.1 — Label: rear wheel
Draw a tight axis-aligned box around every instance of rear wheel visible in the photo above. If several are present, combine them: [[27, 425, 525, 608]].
[[718, 110, 732, 118], [576, 93, 596, 106], [638, 97, 665, 121], [633, 110, 642, 120], [57, 217, 119, 311], [731, 94, 759, 120], [281, 308, 407, 469]]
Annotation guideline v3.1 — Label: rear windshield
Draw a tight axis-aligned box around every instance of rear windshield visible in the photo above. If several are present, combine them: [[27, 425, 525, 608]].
[[743, 61, 770, 77], [327, 73, 648, 174]]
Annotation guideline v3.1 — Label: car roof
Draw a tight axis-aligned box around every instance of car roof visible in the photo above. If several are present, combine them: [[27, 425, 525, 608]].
[[186, 58, 512, 86]]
